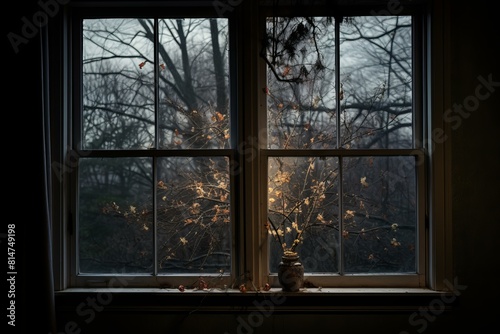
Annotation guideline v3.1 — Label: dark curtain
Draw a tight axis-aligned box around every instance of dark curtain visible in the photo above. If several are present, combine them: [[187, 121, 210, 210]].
[[6, 1, 58, 333], [40, 21, 58, 334]]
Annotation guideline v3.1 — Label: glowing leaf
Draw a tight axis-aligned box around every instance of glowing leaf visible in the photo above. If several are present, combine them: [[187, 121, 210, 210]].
[[344, 210, 355, 220], [190, 202, 201, 214], [360, 176, 369, 188], [195, 183, 205, 197], [391, 238, 401, 247], [282, 65, 291, 77], [216, 111, 225, 121], [312, 95, 320, 109]]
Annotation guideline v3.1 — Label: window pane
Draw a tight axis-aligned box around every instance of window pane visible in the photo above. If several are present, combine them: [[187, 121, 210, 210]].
[[268, 157, 339, 273], [158, 19, 230, 149], [342, 156, 417, 273], [266, 17, 337, 149], [78, 157, 153, 274], [157, 157, 231, 273], [340, 16, 412, 149], [83, 19, 155, 150]]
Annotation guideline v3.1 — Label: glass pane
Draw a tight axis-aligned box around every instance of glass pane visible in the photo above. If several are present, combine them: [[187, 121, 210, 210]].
[[268, 157, 339, 273], [342, 156, 417, 273], [340, 16, 412, 149], [158, 19, 230, 149], [78, 157, 153, 274], [157, 157, 231, 273], [266, 17, 337, 149], [83, 19, 155, 150]]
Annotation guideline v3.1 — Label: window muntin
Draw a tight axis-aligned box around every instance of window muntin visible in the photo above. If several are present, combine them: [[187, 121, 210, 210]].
[[78, 17, 233, 278], [264, 15, 421, 279]]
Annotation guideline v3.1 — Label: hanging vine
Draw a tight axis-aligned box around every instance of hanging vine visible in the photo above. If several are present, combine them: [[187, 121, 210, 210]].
[[259, 0, 335, 83], [261, 15, 332, 83]]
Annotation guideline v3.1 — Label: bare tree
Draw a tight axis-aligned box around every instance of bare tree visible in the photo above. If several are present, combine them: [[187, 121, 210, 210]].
[[78, 15, 416, 276], [265, 16, 416, 273], [79, 18, 231, 274]]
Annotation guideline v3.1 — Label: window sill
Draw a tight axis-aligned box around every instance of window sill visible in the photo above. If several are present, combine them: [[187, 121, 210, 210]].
[[55, 287, 457, 313]]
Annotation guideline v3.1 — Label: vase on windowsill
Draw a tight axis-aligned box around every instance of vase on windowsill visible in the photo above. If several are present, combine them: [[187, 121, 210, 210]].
[[277, 251, 304, 292]]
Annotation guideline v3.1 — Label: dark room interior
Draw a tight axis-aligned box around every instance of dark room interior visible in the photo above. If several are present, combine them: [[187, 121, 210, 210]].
[[4, 0, 499, 333]]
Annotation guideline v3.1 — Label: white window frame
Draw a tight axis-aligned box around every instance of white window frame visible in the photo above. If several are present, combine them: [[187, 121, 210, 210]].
[[66, 4, 242, 289], [52, 0, 453, 295], [256, 8, 426, 289]]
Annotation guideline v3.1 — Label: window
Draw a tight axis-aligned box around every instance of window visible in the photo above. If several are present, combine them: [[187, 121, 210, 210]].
[[72, 10, 236, 287], [262, 13, 425, 288], [58, 1, 444, 292]]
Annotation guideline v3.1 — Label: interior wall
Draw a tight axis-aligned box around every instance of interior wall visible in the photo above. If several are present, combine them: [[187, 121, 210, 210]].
[[447, 0, 500, 331]]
